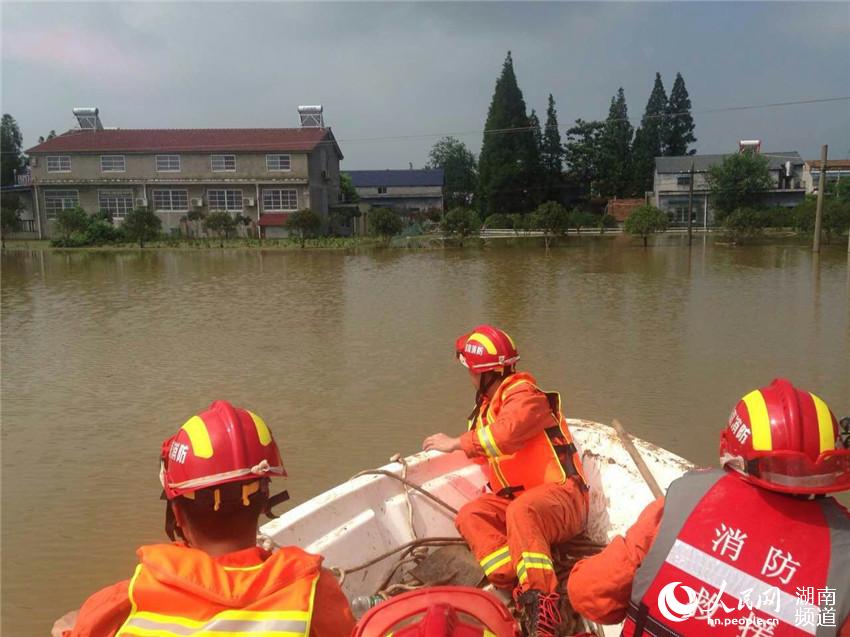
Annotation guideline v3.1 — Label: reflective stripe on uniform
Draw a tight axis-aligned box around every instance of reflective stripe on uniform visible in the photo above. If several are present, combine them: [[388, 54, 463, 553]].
[[120, 610, 311, 637], [479, 546, 512, 576], [476, 425, 503, 459], [665, 539, 819, 635], [516, 552, 555, 584]]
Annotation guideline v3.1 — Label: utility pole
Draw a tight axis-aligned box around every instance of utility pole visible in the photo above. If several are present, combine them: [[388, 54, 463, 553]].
[[813, 144, 827, 253], [687, 162, 695, 246]]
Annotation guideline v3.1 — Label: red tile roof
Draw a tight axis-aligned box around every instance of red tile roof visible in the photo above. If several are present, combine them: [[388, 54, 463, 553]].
[[606, 198, 644, 222], [804, 159, 850, 170], [258, 213, 291, 227], [27, 128, 342, 158]]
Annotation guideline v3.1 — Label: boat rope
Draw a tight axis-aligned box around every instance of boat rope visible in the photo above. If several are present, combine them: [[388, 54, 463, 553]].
[[331, 537, 466, 584], [389, 453, 417, 540], [348, 468, 459, 516]]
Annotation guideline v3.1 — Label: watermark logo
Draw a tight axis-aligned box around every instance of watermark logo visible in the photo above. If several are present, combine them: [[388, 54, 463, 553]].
[[657, 582, 699, 623]]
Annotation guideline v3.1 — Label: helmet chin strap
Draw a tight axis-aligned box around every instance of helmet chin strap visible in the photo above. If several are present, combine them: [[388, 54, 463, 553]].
[[475, 367, 513, 405]]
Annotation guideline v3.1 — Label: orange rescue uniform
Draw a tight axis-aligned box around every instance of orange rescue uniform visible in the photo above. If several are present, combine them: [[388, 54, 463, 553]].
[[566, 497, 850, 637], [62, 544, 355, 637], [457, 372, 588, 594]]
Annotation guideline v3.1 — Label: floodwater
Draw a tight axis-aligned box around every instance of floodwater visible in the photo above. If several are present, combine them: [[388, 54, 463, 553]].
[[2, 235, 849, 635]]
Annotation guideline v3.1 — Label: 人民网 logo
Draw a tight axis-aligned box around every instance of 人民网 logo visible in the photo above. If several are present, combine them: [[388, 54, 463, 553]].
[[657, 581, 699, 623]]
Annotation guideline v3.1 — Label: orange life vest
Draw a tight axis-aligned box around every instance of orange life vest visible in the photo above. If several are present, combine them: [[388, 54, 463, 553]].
[[468, 372, 588, 497], [115, 543, 321, 637]]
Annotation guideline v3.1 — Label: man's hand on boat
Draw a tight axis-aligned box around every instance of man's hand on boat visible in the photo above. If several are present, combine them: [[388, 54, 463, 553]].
[[422, 433, 462, 453]]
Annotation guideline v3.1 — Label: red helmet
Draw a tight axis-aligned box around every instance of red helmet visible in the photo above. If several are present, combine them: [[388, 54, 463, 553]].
[[719, 378, 850, 494], [160, 400, 286, 500], [455, 325, 519, 373]]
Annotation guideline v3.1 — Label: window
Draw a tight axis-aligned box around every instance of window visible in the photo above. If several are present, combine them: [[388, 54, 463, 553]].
[[100, 155, 126, 172], [47, 156, 71, 172], [262, 188, 298, 211], [210, 155, 236, 172], [152, 189, 189, 211], [207, 189, 243, 212], [266, 154, 291, 171], [377, 186, 388, 194], [156, 155, 181, 172], [98, 191, 134, 219], [676, 175, 691, 186], [44, 190, 79, 218]]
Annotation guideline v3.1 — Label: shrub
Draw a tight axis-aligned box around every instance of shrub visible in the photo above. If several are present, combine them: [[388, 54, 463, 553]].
[[285, 209, 322, 247], [84, 219, 124, 245], [483, 213, 513, 229], [624, 204, 668, 247], [204, 211, 237, 246], [568, 209, 596, 233], [441, 207, 481, 245], [368, 207, 404, 239], [720, 207, 768, 243], [54, 206, 90, 240], [123, 207, 162, 248]]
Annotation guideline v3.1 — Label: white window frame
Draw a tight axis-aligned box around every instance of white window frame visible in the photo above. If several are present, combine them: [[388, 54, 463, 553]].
[[156, 155, 181, 172], [100, 155, 126, 173], [207, 189, 243, 212], [152, 189, 189, 212], [98, 190, 134, 219], [47, 156, 71, 173], [377, 186, 388, 194], [266, 154, 291, 172], [210, 155, 236, 172], [262, 188, 298, 212], [44, 190, 79, 219]]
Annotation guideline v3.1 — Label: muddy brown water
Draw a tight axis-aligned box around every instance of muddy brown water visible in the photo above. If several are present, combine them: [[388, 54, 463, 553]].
[[2, 235, 849, 635]]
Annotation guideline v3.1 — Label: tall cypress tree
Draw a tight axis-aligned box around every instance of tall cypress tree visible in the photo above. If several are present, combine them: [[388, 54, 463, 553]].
[[598, 88, 633, 198], [541, 94, 564, 202], [665, 73, 697, 156], [631, 73, 668, 195], [478, 52, 540, 216]]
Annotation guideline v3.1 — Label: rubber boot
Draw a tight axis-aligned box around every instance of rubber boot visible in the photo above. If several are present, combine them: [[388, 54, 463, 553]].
[[516, 589, 563, 637]]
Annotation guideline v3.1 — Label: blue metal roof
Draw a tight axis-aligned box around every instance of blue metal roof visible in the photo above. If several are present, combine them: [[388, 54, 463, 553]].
[[346, 169, 444, 188]]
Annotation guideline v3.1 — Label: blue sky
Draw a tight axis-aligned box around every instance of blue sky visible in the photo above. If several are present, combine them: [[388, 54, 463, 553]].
[[2, 2, 848, 168]]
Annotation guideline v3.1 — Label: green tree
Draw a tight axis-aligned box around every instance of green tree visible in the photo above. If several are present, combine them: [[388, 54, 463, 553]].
[[123, 207, 162, 248], [483, 213, 512, 229], [368, 207, 403, 240], [631, 73, 668, 195], [665, 73, 697, 156], [285, 209, 322, 247], [597, 88, 633, 198], [707, 152, 773, 221], [478, 52, 541, 216], [1, 194, 23, 247], [564, 119, 605, 199], [1, 114, 25, 186], [427, 137, 478, 209], [530, 201, 569, 248], [441, 207, 481, 246], [55, 205, 90, 240], [541, 94, 564, 203], [720, 207, 767, 243], [568, 209, 596, 234], [204, 211, 237, 247], [624, 204, 668, 247], [38, 130, 57, 144], [339, 172, 360, 203], [793, 196, 850, 244]]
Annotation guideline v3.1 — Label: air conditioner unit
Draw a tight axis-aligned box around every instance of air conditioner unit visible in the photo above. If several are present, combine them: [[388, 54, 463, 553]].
[[191, 198, 204, 208], [135, 197, 148, 207], [31, 157, 39, 167], [245, 197, 256, 207]]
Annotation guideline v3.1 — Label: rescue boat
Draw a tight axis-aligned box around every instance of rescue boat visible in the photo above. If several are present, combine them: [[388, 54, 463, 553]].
[[259, 419, 694, 634]]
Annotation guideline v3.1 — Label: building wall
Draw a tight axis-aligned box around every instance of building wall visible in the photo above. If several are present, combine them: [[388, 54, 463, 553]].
[[355, 185, 443, 198], [358, 196, 443, 212]]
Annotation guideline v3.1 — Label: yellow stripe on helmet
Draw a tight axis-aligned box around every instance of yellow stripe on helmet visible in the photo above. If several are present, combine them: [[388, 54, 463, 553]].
[[742, 390, 772, 451], [810, 393, 836, 453], [181, 415, 214, 459], [247, 410, 273, 446], [469, 332, 498, 355]]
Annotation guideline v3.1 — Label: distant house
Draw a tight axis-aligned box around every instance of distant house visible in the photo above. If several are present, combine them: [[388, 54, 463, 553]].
[[22, 106, 343, 239], [653, 149, 805, 226], [802, 159, 850, 194], [347, 169, 444, 217], [605, 198, 644, 223]]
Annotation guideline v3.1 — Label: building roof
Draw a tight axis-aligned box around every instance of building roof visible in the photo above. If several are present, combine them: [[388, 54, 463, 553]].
[[26, 128, 343, 158], [346, 169, 444, 188], [258, 213, 291, 227], [804, 159, 850, 170], [655, 152, 803, 174]]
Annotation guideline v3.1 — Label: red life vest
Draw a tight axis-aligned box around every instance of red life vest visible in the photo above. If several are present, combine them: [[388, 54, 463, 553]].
[[467, 373, 588, 497], [623, 470, 850, 637]]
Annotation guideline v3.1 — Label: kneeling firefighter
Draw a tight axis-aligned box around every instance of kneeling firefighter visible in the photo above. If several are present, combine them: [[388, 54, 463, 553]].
[[423, 325, 589, 637]]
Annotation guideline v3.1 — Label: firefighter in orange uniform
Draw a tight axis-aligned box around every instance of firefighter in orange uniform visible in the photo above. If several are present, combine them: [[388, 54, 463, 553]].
[[423, 325, 589, 637], [52, 400, 355, 637], [568, 379, 850, 637]]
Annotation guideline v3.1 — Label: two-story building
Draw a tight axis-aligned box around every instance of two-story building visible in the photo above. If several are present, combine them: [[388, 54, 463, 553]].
[[24, 106, 342, 238], [347, 169, 444, 217], [653, 146, 805, 226]]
